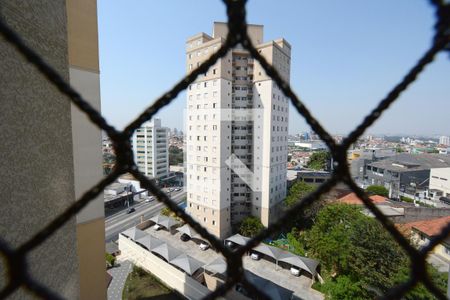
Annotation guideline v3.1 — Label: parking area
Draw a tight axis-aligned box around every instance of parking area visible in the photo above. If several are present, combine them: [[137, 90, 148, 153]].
[[145, 226, 323, 300]]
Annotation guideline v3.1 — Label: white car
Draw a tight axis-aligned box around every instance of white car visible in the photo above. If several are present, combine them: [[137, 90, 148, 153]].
[[199, 242, 210, 251], [153, 224, 162, 231], [290, 267, 300, 276], [250, 252, 260, 260], [145, 196, 155, 203]]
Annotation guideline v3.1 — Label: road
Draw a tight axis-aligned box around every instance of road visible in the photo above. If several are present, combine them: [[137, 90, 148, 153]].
[[105, 189, 186, 243]]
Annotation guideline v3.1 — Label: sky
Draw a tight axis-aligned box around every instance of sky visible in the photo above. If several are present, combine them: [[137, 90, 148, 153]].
[[98, 0, 449, 136]]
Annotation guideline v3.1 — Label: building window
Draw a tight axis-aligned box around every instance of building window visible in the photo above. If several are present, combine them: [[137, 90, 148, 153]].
[[212, 220, 216, 226]]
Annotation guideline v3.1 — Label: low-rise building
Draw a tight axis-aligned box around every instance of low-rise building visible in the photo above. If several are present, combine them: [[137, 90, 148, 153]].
[[365, 154, 450, 199], [296, 170, 331, 185], [428, 167, 450, 203], [406, 216, 450, 262]]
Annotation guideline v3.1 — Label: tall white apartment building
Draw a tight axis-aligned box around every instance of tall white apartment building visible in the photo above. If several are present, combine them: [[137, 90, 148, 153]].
[[132, 118, 169, 179], [185, 22, 290, 238], [439, 136, 450, 146]]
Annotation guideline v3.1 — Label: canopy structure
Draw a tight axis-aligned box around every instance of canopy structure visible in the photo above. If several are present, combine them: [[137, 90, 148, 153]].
[[150, 214, 179, 230], [225, 234, 319, 277], [244, 271, 293, 300], [278, 253, 319, 276], [169, 253, 204, 276], [224, 234, 250, 246], [253, 243, 283, 260], [175, 224, 200, 238], [135, 234, 164, 251], [151, 243, 182, 261], [150, 214, 168, 224], [121, 227, 147, 241], [204, 257, 227, 275]]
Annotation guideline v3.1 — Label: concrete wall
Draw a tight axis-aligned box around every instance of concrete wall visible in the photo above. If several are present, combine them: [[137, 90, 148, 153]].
[[119, 235, 211, 300], [390, 207, 450, 223], [0, 1, 79, 298]]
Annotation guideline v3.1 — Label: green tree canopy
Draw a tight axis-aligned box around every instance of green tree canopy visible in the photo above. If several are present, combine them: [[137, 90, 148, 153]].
[[307, 151, 331, 170], [365, 185, 389, 197], [238, 216, 264, 237], [285, 181, 322, 228], [305, 204, 407, 298], [169, 145, 183, 165]]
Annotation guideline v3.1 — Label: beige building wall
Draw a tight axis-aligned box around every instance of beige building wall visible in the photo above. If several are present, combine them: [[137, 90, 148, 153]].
[[0, 1, 80, 298], [66, 0, 106, 299]]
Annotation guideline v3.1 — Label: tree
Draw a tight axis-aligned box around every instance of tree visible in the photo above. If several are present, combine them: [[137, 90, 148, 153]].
[[317, 275, 365, 300], [239, 216, 264, 237], [106, 253, 116, 268], [304, 204, 407, 298], [307, 151, 331, 170], [285, 181, 322, 228], [366, 185, 389, 197], [285, 181, 317, 207], [391, 263, 448, 299], [169, 145, 183, 165]]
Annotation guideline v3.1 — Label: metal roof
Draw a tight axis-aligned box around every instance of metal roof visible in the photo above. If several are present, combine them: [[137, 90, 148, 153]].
[[224, 233, 251, 246], [151, 243, 183, 261], [368, 153, 450, 172], [176, 224, 200, 239], [135, 234, 164, 251], [121, 227, 148, 241], [204, 257, 227, 275], [169, 253, 204, 276]]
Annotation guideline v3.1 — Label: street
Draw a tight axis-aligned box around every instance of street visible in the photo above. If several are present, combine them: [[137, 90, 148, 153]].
[[105, 189, 186, 243]]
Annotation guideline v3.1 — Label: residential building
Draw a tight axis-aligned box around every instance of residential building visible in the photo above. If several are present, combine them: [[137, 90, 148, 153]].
[[185, 22, 290, 238], [132, 118, 169, 180], [439, 136, 450, 146], [365, 153, 450, 199], [406, 216, 450, 262], [0, 1, 105, 299]]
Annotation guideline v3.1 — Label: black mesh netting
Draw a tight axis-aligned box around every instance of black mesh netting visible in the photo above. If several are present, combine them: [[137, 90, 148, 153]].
[[1, 0, 449, 299]]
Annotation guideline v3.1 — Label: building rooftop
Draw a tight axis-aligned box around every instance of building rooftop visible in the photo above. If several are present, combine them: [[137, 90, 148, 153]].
[[368, 153, 450, 172], [336, 193, 388, 205], [406, 216, 450, 237]]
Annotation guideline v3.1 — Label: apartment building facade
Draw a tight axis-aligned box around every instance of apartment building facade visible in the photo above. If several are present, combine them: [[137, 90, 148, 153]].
[[132, 118, 169, 180], [185, 22, 290, 238]]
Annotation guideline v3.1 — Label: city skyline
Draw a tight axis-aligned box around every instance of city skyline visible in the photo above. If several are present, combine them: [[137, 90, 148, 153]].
[[99, 0, 449, 136]]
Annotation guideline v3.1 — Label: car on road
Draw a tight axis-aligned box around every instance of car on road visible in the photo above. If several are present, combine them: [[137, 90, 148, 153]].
[[199, 242, 210, 251], [153, 224, 163, 231], [126, 207, 135, 214], [168, 188, 175, 192], [145, 196, 155, 203], [174, 188, 181, 192]]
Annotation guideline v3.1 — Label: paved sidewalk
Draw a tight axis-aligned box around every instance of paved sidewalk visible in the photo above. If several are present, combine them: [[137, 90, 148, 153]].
[[107, 260, 132, 300]]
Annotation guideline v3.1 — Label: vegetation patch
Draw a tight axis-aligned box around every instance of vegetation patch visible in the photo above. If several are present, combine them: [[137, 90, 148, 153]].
[[123, 265, 184, 300]]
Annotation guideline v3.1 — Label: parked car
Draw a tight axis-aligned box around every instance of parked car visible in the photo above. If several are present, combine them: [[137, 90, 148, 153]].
[[174, 188, 181, 192], [169, 188, 175, 192], [290, 267, 301, 276], [180, 234, 190, 242], [126, 207, 135, 214], [199, 242, 210, 251], [250, 252, 260, 260], [153, 224, 163, 231]]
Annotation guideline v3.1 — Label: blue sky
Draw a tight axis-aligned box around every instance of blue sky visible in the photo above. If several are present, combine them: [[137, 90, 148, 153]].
[[98, 0, 449, 136]]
